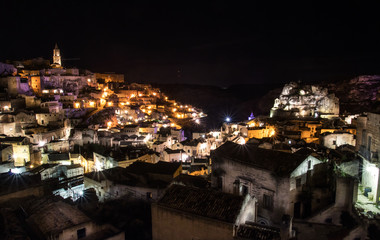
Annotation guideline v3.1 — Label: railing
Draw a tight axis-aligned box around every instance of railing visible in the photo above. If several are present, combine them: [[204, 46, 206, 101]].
[[359, 145, 371, 160], [359, 145, 379, 162]]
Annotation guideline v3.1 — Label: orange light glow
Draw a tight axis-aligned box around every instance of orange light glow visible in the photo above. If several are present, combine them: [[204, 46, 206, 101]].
[[269, 129, 275, 137]]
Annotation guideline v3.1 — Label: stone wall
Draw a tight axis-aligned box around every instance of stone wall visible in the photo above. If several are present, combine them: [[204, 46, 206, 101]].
[[151, 204, 233, 240], [212, 157, 292, 225], [356, 113, 380, 162], [0, 185, 45, 204], [321, 133, 356, 149]]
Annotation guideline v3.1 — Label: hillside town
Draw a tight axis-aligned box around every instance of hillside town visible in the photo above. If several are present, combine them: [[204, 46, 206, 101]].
[[1, 45, 380, 240]]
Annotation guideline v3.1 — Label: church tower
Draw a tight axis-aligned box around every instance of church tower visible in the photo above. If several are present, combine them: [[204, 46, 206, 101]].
[[53, 43, 61, 66]]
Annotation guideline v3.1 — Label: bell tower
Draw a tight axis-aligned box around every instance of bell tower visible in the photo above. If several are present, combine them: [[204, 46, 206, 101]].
[[53, 43, 61, 66]]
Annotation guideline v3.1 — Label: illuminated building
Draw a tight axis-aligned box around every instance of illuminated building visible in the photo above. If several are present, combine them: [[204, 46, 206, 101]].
[[94, 73, 124, 83], [52, 43, 62, 66], [356, 113, 380, 205], [30, 76, 42, 95]]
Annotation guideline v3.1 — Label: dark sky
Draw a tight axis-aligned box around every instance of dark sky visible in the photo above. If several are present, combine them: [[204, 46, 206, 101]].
[[1, 1, 380, 87]]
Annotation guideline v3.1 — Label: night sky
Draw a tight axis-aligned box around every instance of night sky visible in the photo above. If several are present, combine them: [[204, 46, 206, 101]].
[[1, 1, 380, 87]]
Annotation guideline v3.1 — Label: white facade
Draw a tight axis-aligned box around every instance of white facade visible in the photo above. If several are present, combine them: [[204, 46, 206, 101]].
[[321, 132, 356, 149]]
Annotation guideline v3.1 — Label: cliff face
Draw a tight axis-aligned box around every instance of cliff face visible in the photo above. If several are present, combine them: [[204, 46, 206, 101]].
[[153, 75, 380, 130], [270, 82, 339, 118], [0, 62, 16, 76], [154, 83, 283, 130], [325, 75, 380, 114]]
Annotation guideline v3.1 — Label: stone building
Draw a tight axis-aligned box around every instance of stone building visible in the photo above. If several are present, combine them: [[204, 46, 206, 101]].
[[36, 112, 64, 126], [0, 144, 12, 163], [84, 161, 181, 202], [320, 132, 356, 149], [211, 141, 322, 226], [94, 72, 124, 83], [40, 101, 63, 113], [25, 199, 124, 239], [152, 184, 285, 240], [0, 76, 22, 97], [355, 112, 380, 204], [0, 136, 31, 166], [163, 148, 187, 162]]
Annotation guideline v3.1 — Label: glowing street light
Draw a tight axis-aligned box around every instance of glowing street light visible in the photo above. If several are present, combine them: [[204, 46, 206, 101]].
[[226, 117, 231, 122]]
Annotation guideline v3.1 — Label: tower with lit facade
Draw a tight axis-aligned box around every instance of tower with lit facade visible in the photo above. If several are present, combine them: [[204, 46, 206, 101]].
[[53, 43, 61, 66]]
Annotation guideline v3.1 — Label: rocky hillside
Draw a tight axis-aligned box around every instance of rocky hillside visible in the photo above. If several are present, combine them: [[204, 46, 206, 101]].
[[153, 83, 283, 130], [324, 75, 380, 114], [0, 62, 16, 76], [153, 75, 380, 130]]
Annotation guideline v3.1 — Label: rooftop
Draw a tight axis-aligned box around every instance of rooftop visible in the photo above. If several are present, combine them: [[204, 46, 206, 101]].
[[172, 174, 210, 188], [27, 200, 90, 236], [235, 223, 281, 240], [213, 141, 309, 177], [164, 148, 185, 154], [157, 184, 244, 223], [126, 161, 181, 175], [0, 136, 27, 143], [29, 163, 59, 174], [48, 153, 70, 162]]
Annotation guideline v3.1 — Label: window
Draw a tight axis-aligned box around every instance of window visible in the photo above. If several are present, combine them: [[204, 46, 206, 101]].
[[241, 185, 248, 196], [77, 228, 86, 239], [263, 194, 273, 210], [332, 140, 336, 145], [217, 176, 223, 189], [308, 160, 311, 169], [296, 178, 302, 188], [233, 180, 240, 195], [146, 192, 152, 199]]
